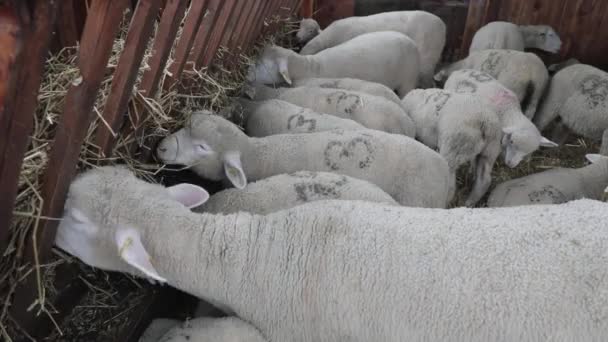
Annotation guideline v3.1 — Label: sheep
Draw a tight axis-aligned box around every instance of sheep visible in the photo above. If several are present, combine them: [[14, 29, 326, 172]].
[[155, 111, 451, 208], [443, 69, 557, 167], [548, 58, 580, 76], [487, 154, 608, 207], [139, 317, 266, 342], [247, 31, 420, 98], [602, 130, 608, 156], [401, 89, 501, 206], [296, 18, 321, 44], [245, 84, 416, 137], [435, 49, 549, 119], [225, 98, 365, 136], [291, 77, 402, 107], [469, 21, 562, 54], [297, 11, 446, 88], [198, 171, 397, 215], [56, 165, 608, 342], [533, 64, 608, 144]]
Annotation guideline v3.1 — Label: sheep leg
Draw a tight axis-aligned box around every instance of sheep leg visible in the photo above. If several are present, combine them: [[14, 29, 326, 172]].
[[465, 154, 493, 207], [600, 129, 608, 156], [550, 121, 571, 145]]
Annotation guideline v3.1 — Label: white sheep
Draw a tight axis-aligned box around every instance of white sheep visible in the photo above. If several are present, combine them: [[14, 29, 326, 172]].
[[444, 69, 557, 167], [487, 154, 608, 207], [56, 165, 608, 342], [296, 18, 321, 44], [247, 31, 420, 98], [246, 84, 416, 137], [226, 98, 365, 136], [401, 89, 501, 206], [533, 64, 608, 143], [291, 77, 402, 107], [297, 11, 446, 88], [139, 317, 266, 342], [156, 111, 451, 208], [198, 171, 398, 215], [435, 49, 549, 119], [469, 21, 562, 54]]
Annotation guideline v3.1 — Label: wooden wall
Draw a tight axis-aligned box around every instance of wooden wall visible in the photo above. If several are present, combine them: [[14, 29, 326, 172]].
[[463, 0, 608, 68]]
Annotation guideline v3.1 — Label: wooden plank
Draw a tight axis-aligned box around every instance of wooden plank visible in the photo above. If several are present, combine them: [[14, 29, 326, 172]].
[[248, 0, 279, 45], [220, 1, 247, 51], [56, 0, 80, 47], [200, 0, 238, 67], [460, 0, 501, 57], [301, 0, 314, 17], [231, 0, 261, 50], [163, 0, 210, 90], [94, 0, 162, 157], [188, 0, 223, 69], [0, 1, 56, 256], [138, 0, 188, 98], [226, 0, 256, 51], [10, 0, 130, 334], [241, 0, 270, 49]]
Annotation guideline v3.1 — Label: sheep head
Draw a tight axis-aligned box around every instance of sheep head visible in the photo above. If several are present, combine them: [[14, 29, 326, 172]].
[[246, 45, 294, 85], [501, 127, 557, 168], [54, 166, 209, 283], [296, 18, 321, 44], [156, 111, 249, 189], [520, 25, 562, 54]]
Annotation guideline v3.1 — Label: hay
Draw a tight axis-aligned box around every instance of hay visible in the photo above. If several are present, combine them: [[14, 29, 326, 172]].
[[0, 6, 300, 340]]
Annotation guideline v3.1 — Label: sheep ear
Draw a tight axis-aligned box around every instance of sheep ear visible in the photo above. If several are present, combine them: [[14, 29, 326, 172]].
[[539, 136, 558, 147], [223, 151, 247, 189], [115, 227, 166, 283], [278, 57, 292, 85], [167, 183, 209, 208], [585, 154, 607, 164]]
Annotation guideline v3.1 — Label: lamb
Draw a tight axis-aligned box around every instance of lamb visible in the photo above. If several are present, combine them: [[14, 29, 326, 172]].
[[139, 317, 266, 342], [291, 77, 402, 107], [487, 154, 608, 207], [435, 49, 549, 119], [296, 18, 321, 44], [469, 21, 562, 54], [297, 11, 446, 88], [156, 111, 451, 208], [247, 31, 420, 98], [401, 89, 501, 206], [533, 64, 608, 143], [225, 98, 365, 136], [56, 165, 608, 342], [199, 171, 397, 215], [246, 84, 416, 137], [443, 69, 557, 167]]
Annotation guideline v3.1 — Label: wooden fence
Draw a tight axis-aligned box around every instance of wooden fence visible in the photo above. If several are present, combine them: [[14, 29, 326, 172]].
[[0, 0, 300, 340]]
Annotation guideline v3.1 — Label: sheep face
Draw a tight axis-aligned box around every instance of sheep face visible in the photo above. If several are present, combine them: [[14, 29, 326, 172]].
[[523, 25, 562, 53], [501, 129, 540, 168], [247, 46, 291, 85], [156, 112, 248, 188], [55, 166, 208, 282], [297, 18, 321, 44]]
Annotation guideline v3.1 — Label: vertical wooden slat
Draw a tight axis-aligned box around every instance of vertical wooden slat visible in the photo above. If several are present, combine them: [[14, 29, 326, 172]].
[[199, 0, 238, 67], [56, 0, 80, 47], [0, 2, 56, 254], [460, 0, 500, 57], [242, 0, 271, 49], [234, 0, 263, 49], [95, 0, 162, 157], [187, 0, 223, 69], [219, 1, 247, 51], [139, 0, 188, 98], [10, 0, 130, 333], [247, 0, 278, 46], [226, 0, 256, 52], [163, 0, 210, 90], [230, 0, 261, 51], [301, 0, 314, 17]]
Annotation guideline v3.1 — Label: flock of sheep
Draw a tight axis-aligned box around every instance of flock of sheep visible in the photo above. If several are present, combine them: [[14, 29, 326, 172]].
[[53, 10, 608, 342]]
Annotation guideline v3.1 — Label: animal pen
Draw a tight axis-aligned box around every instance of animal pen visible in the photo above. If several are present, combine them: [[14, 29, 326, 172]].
[[0, 0, 606, 341]]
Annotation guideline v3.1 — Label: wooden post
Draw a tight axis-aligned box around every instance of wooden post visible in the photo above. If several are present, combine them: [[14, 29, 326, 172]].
[[10, 0, 130, 334], [460, 0, 500, 57], [300, 0, 314, 18], [95, 0, 162, 157], [0, 1, 55, 258]]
